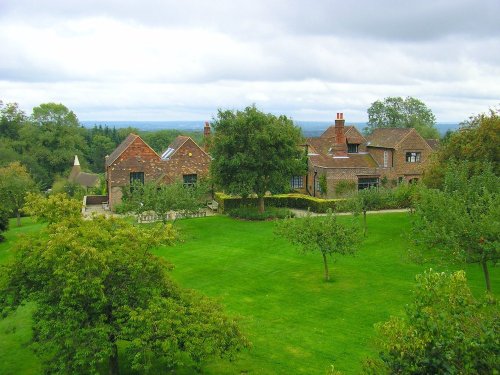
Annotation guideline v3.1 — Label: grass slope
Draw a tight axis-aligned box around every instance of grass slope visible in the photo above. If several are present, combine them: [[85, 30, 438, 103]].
[[0, 214, 497, 374], [153, 213, 497, 374]]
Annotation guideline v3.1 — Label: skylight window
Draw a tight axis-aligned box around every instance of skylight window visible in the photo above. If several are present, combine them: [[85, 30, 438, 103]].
[[161, 148, 175, 160]]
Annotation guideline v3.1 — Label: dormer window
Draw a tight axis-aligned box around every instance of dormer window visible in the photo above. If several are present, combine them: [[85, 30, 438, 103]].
[[406, 152, 421, 163], [347, 144, 359, 153]]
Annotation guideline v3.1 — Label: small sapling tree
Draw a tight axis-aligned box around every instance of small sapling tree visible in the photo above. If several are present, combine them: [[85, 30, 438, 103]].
[[275, 210, 361, 281], [0, 161, 37, 226], [412, 162, 499, 292]]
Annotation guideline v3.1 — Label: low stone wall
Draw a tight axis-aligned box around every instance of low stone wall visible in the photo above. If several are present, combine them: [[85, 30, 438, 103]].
[[86, 195, 108, 205]]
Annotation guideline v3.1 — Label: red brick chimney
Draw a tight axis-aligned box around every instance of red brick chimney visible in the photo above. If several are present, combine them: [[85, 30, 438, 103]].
[[333, 113, 347, 157], [203, 121, 211, 152]]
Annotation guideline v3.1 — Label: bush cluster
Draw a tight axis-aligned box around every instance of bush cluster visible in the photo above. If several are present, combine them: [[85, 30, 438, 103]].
[[350, 183, 420, 210], [216, 183, 419, 214], [227, 206, 295, 221], [0, 209, 9, 242]]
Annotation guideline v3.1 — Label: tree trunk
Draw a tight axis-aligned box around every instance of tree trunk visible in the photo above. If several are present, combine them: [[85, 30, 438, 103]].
[[258, 196, 265, 214], [109, 334, 119, 375], [481, 260, 491, 292], [363, 209, 367, 237], [322, 252, 330, 281], [16, 210, 21, 227]]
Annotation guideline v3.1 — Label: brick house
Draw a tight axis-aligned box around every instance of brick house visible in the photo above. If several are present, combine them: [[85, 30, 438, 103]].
[[291, 113, 435, 198], [105, 131, 211, 210]]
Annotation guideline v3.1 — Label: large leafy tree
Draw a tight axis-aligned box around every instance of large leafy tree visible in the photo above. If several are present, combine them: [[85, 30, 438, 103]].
[[0, 198, 248, 374], [412, 162, 499, 292], [19, 102, 87, 187], [275, 211, 361, 281], [366, 269, 499, 374], [365, 96, 439, 139], [0, 162, 37, 226], [210, 105, 305, 213], [0, 101, 26, 140], [423, 107, 499, 188]]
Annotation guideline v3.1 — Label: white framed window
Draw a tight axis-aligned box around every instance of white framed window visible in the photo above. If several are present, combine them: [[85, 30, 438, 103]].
[[290, 176, 303, 189], [383, 150, 388, 167], [406, 152, 421, 163]]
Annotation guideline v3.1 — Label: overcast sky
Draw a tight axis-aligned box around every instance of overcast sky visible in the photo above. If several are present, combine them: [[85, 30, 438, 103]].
[[0, 0, 499, 122]]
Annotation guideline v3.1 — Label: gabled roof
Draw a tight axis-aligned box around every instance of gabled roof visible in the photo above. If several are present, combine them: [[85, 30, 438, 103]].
[[160, 136, 210, 160], [160, 136, 190, 160], [365, 128, 414, 148], [306, 137, 378, 169], [74, 172, 99, 187], [105, 133, 139, 167], [345, 126, 366, 144], [320, 125, 366, 144], [426, 139, 440, 150]]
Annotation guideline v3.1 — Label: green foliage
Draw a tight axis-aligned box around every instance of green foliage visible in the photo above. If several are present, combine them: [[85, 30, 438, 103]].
[[0, 161, 37, 226], [0, 101, 26, 140], [215, 192, 347, 213], [0, 209, 8, 242], [51, 175, 86, 199], [210, 105, 306, 212], [22, 192, 82, 224], [365, 96, 439, 139], [1, 213, 498, 374], [227, 206, 294, 220], [413, 162, 499, 291], [0, 215, 248, 374], [367, 269, 499, 374], [335, 180, 357, 197], [121, 180, 209, 221], [319, 174, 328, 196], [23, 103, 88, 187], [424, 107, 500, 188], [275, 210, 361, 281]]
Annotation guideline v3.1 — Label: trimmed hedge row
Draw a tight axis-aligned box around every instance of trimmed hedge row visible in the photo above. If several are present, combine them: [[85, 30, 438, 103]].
[[215, 184, 418, 213], [214, 193, 350, 213]]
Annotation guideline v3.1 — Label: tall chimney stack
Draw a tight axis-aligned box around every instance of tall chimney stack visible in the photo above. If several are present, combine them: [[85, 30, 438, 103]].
[[203, 121, 211, 152], [333, 113, 347, 157]]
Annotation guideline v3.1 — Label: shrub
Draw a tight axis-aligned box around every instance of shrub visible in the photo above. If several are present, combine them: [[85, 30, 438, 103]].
[[215, 192, 349, 213], [0, 209, 9, 242], [335, 180, 357, 197], [228, 206, 295, 221]]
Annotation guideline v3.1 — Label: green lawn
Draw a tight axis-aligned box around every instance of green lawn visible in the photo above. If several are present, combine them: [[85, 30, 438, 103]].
[[0, 214, 497, 374]]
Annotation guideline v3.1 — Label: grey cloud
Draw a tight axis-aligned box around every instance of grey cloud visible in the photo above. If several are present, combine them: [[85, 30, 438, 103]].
[[2, 0, 499, 41]]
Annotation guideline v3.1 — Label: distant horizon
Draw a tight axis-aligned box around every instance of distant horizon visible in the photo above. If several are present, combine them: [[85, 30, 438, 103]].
[[80, 119, 461, 136]]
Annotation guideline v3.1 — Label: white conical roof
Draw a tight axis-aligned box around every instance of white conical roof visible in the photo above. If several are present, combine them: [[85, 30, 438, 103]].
[[74, 155, 80, 166]]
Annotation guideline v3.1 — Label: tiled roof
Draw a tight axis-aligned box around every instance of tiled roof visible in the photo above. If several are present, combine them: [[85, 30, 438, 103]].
[[320, 125, 365, 144], [366, 128, 413, 148], [160, 136, 190, 160], [345, 126, 366, 144], [105, 133, 139, 167], [426, 139, 440, 150], [306, 137, 378, 169], [74, 172, 99, 187], [309, 153, 378, 169]]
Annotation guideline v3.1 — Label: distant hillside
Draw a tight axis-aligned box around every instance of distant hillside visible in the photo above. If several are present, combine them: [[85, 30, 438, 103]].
[[81, 120, 460, 137]]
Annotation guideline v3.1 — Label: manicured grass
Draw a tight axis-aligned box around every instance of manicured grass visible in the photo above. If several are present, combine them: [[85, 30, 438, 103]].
[[152, 213, 498, 374], [0, 214, 497, 374]]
